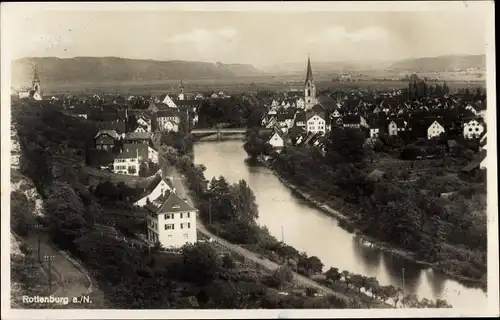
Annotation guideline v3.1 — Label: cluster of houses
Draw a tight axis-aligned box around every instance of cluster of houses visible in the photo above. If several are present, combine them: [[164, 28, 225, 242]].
[[257, 58, 487, 154]]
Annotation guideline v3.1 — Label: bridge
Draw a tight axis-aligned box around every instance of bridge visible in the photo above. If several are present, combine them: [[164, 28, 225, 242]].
[[191, 128, 248, 134], [190, 124, 272, 140]]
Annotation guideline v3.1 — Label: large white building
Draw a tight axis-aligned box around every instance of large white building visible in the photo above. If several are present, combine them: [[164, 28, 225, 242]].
[[145, 191, 198, 249], [306, 113, 326, 134]]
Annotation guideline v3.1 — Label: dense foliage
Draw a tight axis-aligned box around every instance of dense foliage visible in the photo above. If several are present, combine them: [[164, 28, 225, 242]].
[[269, 127, 486, 284]]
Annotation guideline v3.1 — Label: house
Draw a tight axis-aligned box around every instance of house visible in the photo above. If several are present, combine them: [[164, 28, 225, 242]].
[[293, 111, 306, 128], [427, 120, 446, 140], [465, 104, 478, 115], [113, 143, 149, 175], [134, 114, 152, 132], [287, 126, 306, 145], [161, 95, 178, 108], [148, 146, 159, 163], [123, 132, 152, 145], [329, 109, 342, 119], [387, 119, 407, 136], [296, 97, 305, 109], [156, 109, 180, 132], [343, 114, 365, 129], [144, 191, 198, 249], [194, 93, 204, 100], [135, 176, 176, 207], [95, 129, 120, 151], [306, 112, 326, 134], [267, 130, 286, 149], [463, 119, 485, 140]]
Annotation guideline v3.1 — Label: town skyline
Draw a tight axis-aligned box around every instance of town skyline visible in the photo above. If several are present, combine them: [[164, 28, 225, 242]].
[[4, 4, 490, 68]]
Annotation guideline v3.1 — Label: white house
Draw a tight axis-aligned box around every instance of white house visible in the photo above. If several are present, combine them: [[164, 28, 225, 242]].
[[306, 113, 326, 134], [427, 120, 446, 140], [194, 93, 204, 100], [267, 131, 285, 149], [296, 97, 305, 109], [463, 119, 485, 140], [162, 95, 178, 108], [113, 144, 149, 176], [148, 146, 159, 163], [113, 151, 140, 176], [135, 177, 176, 207], [370, 127, 380, 138], [145, 191, 198, 249], [136, 115, 152, 132]]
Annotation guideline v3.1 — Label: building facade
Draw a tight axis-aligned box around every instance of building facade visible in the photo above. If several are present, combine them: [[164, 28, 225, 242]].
[[145, 191, 198, 249]]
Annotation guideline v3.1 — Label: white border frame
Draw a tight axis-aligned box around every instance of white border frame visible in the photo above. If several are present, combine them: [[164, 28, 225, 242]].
[[1, 1, 497, 319]]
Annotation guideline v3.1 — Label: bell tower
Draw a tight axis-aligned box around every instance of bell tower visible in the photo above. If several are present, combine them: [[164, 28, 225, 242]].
[[32, 64, 41, 95], [304, 56, 316, 110], [178, 80, 185, 100]]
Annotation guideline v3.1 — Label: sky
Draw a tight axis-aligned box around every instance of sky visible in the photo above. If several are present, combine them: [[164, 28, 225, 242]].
[[4, 3, 491, 68]]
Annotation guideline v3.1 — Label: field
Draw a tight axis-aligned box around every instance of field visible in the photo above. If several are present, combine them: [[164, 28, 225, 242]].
[[37, 73, 486, 95]]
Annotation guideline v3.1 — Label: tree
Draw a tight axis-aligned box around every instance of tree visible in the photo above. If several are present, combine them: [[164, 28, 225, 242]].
[[325, 128, 366, 165], [341, 271, 351, 292], [222, 254, 236, 269], [230, 179, 259, 221], [271, 266, 294, 289], [325, 267, 341, 283], [181, 243, 219, 285], [127, 166, 137, 175]]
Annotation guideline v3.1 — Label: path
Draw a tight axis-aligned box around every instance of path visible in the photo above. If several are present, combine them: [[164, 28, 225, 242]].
[[169, 168, 390, 308]]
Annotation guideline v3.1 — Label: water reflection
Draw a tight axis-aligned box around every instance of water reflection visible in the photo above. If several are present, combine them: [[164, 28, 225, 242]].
[[352, 237, 382, 274], [425, 269, 447, 297], [193, 140, 488, 308], [382, 250, 423, 294]]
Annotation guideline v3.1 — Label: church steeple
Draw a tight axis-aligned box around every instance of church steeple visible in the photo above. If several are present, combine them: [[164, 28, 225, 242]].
[[305, 56, 314, 86], [32, 64, 41, 96], [304, 55, 317, 110]]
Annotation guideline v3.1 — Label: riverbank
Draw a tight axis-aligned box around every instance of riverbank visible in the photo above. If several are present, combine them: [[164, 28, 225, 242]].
[[158, 148, 398, 308], [262, 158, 487, 291]]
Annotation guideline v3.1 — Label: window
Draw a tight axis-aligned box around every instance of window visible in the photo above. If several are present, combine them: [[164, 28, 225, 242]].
[[187, 212, 190, 218], [184, 234, 189, 239], [172, 205, 180, 209], [180, 213, 183, 219], [187, 223, 191, 228], [165, 224, 174, 230], [180, 223, 183, 229], [165, 213, 174, 219]]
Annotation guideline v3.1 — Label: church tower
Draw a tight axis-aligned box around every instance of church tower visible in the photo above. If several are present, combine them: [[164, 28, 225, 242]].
[[32, 65, 41, 96], [304, 56, 317, 110], [178, 80, 185, 100]]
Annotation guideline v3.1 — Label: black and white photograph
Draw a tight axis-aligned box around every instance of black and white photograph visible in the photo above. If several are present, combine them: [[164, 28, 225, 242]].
[[1, 1, 498, 319]]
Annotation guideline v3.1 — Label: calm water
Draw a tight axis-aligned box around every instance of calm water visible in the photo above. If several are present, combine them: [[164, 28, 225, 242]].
[[193, 140, 488, 309]]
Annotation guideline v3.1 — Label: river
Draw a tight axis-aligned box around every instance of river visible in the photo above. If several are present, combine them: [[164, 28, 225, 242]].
[[193, 139, 488, 309]]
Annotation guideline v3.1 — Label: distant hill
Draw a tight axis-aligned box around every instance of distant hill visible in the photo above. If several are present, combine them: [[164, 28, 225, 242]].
[[262, 54, 486, 74], [388, 54, 486, 71], [11, 57, 265, 86]]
